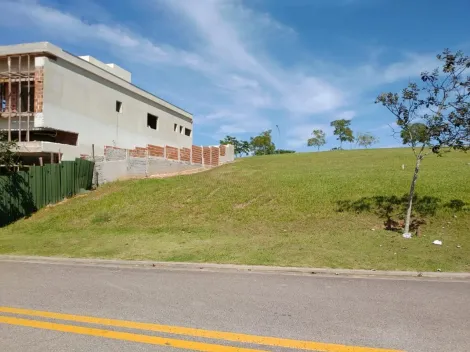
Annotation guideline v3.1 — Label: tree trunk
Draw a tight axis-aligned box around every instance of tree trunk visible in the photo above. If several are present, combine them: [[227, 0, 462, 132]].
[[404, 155, 422, 234], [317, 146, 320, 151]]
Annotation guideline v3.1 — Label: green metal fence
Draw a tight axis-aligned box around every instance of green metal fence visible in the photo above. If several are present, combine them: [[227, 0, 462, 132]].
[[0, 158, 94, 226]]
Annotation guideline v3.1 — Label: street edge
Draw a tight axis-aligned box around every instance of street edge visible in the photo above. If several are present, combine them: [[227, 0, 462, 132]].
[[1, 255, 469, 280]]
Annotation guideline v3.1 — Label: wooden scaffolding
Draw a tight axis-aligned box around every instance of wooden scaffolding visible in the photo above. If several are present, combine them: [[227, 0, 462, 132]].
[[0, 54, 35, 142]]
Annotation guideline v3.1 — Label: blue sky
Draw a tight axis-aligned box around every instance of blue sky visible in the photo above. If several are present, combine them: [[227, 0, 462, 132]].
[[1, 0, 469, 150]]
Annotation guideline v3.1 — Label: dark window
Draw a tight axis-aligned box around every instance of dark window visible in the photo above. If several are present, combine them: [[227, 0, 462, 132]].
[[179, 126, 183, 134], [184, 128, 192, 137], [147, 113, 158, 130], [116, 101, 123, 113], [20, 83, 35, 112], [174, 123, 178, 132]]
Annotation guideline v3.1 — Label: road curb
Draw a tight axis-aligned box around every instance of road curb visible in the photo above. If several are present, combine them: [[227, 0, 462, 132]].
[[1, 255, 469, 280]]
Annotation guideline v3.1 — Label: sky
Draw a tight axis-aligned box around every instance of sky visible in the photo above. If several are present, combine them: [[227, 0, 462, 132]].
[[1, 0, 469, 150]]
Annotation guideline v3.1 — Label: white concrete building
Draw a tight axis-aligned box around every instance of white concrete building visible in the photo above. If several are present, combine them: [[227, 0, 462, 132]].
[[0, 42, 193, 162]]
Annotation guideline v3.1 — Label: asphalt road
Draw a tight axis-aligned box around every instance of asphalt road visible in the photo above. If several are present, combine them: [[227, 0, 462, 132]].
[[0, 259, 469, 352]]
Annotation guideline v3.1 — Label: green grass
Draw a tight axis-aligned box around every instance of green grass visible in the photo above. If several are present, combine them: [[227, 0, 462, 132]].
[[1, 148, 469, 271]]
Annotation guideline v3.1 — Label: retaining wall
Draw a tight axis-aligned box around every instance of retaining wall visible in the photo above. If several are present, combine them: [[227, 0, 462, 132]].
[[84, 143, 234, 185]]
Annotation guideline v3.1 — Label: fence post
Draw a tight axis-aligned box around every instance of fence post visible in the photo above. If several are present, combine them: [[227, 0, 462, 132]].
[[146, 147, 149, 177], [92, 144, 99, 188], [201, 146, 204, 166]]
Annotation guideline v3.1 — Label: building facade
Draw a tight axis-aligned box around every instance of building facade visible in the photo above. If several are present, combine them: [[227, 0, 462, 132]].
[[0, 42, 193, 162]]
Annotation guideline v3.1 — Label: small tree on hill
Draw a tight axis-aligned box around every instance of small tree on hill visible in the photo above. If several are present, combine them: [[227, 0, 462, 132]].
[[250, 130, 276, 156], [376, 49, 470, 236], [307, 129, 326, 151], [240, 140, 251, 156], [330, 119, 354, 149], [356, 132, 379, 148]]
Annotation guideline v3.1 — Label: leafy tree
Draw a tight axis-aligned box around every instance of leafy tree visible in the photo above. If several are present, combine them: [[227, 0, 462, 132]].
[[356, 132, 379, 148], [220, 135, 250, 157], [307, 129, 326, 151], [330, 119, 354, 148], [376, 49, 470, 236], [0, 135, 20, 172], [250, 130, 276, 156], [240, 140, 251, 156], [400, 123, 429, 145]]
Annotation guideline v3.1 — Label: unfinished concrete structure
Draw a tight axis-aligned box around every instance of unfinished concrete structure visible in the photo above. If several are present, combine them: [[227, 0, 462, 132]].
[[0, 42, 194, 163], [0, 42, 234, 182]]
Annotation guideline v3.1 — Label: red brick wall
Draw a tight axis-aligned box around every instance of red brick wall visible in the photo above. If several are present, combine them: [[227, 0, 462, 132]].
[[99, 143, 226, 168], [129, 147, 147, 158], [34, 67, 44, 113], [203, 146, 211, 166], [192, 145, 202, 164], [166, 146, 179, 160], [180, 147, 191, 162], [220, 145, 226, 156], [148, 144, 164, 157], [211, 147, 220, 166]]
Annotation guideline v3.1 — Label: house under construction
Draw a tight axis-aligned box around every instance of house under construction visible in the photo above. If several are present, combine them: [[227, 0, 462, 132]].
[[0, 52, 38, 143], [0, 42, 194, 164]]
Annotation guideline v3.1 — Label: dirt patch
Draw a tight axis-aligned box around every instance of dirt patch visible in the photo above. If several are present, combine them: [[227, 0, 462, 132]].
[[149, 167, 210, 179]]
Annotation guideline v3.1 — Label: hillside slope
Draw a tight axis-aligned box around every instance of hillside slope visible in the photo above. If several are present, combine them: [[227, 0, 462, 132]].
[[1, 148, 469, 271]]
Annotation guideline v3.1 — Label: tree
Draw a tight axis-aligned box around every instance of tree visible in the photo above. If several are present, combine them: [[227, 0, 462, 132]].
[[400, 123, 428, 145], [376, 49, 470, 236], [356, 132, 379, 148], [219, 135, 250, 157], [330, 119, 354, 148], [307, 129, 326, 151], [240, 140, 251, 156], [0, 135, 20, 172], [250, 130, 276, 156]]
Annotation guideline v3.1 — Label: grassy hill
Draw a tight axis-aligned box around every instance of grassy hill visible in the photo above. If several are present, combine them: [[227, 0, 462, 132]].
[[1, 148, 469, 271]]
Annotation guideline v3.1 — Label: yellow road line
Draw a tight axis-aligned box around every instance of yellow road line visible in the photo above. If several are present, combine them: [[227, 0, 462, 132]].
[[0, 306, 404, 352], [0, 315, 266, 352]]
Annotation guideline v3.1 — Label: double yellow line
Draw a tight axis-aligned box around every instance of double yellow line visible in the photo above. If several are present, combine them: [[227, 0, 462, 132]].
[[0, 307, 404, 352]]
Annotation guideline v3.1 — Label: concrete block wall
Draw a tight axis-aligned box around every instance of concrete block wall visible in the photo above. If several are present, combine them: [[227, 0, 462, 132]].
[[104, 146, 127, 161], [86, 143, 233, 185]]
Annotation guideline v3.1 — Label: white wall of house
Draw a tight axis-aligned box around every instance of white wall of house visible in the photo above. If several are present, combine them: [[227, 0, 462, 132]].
[[38, 56, 193, 150]]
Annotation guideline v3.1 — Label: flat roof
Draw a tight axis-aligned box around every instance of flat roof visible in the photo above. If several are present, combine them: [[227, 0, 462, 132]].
[[0, 42, 192, 120]]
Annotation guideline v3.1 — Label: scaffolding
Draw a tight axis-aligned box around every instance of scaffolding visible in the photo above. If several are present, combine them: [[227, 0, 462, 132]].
[[0, 54, 35, 142]]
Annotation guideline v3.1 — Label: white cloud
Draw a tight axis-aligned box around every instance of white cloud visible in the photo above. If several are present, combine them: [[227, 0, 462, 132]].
[[373, 122, 398, 132], [285, 123, 333, 148], [351, 53, 437, 88], [381, 53, 437, 83], [0, 0, 210, 71], [159, 0, 345, 117], [335, 110, 356, 120]]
